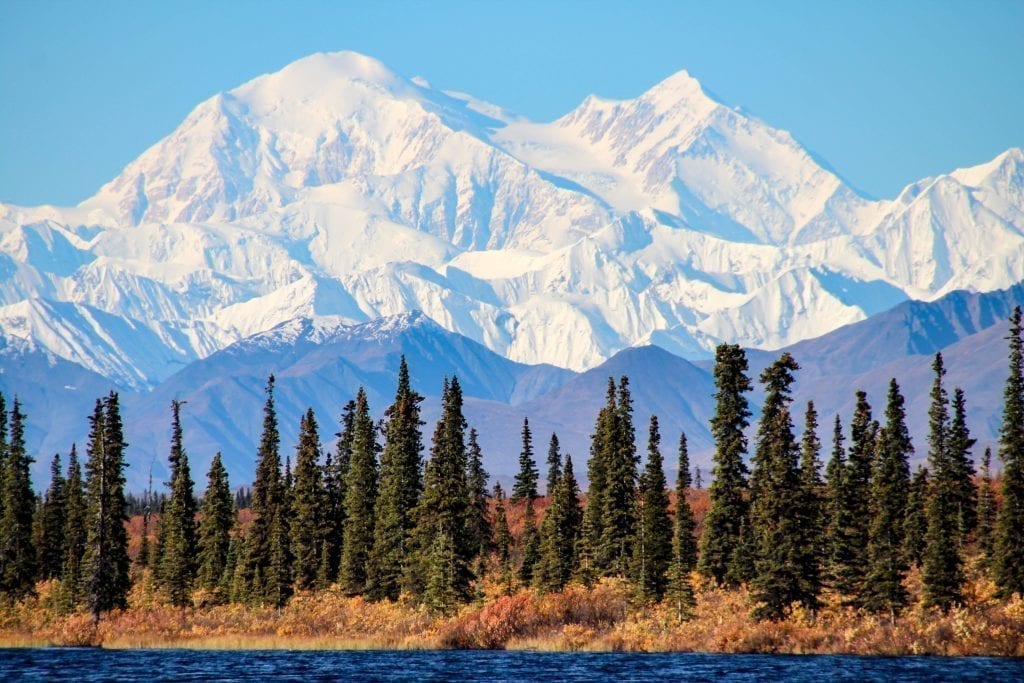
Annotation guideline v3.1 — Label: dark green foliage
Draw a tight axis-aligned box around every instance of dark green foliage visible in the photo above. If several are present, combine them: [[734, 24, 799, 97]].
[[0, 394, 6, 522], [598, 376, 638, 577], [535, 454, 582, 592], [579, 379, 616, 582], [197, 453, 233, 598], [59, 445, 85, 610], [995, 306, 1024, 597], [947, 388, 977, 543], [698, 344, 752, 587], [84, 394, 131, 620], [319, 400, 355, 589], [903, 466, 929, 568], [749, 353, 812, 620], [35, 453, 67, 580], [465, 429, 490, 561], [156, 400, 198, 607], [546, 433, 561, 497], [847, 391, 877, 596], [340, 388, 379, 595], [290, 409, 324, 591], [413, 378, 474, 608], [512, 417, 538, 503], [667, 432, 697, 620], [492, 482, 513, 595], [368, 358, 425, 601], [922, 353, 965, 611], [863, 379, 913, 615], [242, 376, 290, 607], [633, 415, 672, 603], [795, 401, 824, 611], [0, 398, 36, 597], [825, 415, 856, 595], [977, 448, 996, 567], [518, 497, 540, 585]]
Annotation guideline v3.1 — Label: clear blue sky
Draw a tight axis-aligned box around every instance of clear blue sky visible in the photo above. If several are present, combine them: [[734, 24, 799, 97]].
[[1, 0, 1022, 205]]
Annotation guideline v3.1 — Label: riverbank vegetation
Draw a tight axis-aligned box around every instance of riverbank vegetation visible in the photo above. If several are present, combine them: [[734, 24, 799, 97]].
[[1, 307, 1023, 653]]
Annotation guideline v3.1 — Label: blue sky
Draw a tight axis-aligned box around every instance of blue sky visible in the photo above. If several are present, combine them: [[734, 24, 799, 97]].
[[1, 0, 1022, 205]]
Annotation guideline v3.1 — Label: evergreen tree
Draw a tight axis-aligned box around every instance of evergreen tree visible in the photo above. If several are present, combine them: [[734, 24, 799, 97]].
[[633, 415, 672, 603], [412, 377, 474, 607], [492, 482, 513, 595], [546, 433, 562, 497], [846, 391, 876, 599], [465, 428, 490, 563], [863, 379, 913, 615], [825, 414, 857, 595], [518, 497, 540, 585], [512, 417, 538, 503], [367, 358, 425, 601], [197, 453, 233, 598], [977, 448, 996, 568], [579, 379, 616, 581], [698, 344, 752, 586], [922, 353, 965, 611], [667, 432, 697, 620], [903, 466, 929, 568], [60, 444, 86, 610], [795, 401, 824, 612], [947, 388, 977, 543], [35, 453, 67, 580], [241, 376, 288, 606], [598, 376, 639, 577], [84, 393, 130, 620], [0, 393, 6, 523], [339, 388, 379, 595], [995, 306, 1024, 597], [0, 397, 36, 598], [290, 408, 324, 591], [319, 400, 355, 589], [535, 453, 582, 592], [156, 399, 198, 606], [748, 353, 811, 620]]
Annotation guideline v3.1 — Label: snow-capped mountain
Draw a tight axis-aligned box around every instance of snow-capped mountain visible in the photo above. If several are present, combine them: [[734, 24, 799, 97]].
[[2, 51, 1024, 385]]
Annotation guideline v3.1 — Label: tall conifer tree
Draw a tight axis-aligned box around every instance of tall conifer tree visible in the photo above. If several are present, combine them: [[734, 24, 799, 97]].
[[197, 453, 233, 598], [35, 453, 67, 580], [512, 418, 538, 502], [947, 388, 977, 543], [535, 454, 582, 592], [546, 433, 562, 497], [698, 344, 752, 586], [825, 415, 858, 596], [60, 445, 85, 610], [633, 415, 672, 602], [598, 376, 638, 577], [340, 388, 379, 595], [995, 306, 1024, 597], [0, 398, 36, 597], [667, 432, 697, 620], [796, 402, 824, 610], [579, 379, 616, 581], [903, 466, 929, 568], [290, 408, 324, 591], [977, 448, 996, 567], [492, 482, 513, 595], [863, 379, 912, 615], [518, 497, 541, 585], [319, 400, 355, 588], [465, 429, 490, 562], [157, 400, 198, 606]]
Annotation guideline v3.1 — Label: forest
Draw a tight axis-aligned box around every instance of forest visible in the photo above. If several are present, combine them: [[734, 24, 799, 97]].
[[0, 307, 1022, 653]]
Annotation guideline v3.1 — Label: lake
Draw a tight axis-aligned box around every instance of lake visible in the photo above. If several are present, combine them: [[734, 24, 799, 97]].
[[1, 648, 1022, 681]]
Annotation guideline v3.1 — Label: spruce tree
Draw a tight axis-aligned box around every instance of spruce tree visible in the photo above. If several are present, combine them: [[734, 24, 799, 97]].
[[367, 358, 425, 601], [579, 379, 616, 581], [60, 444, 85, 610], [197, 453, 233, 598], [340, 388, 379, 595], [863, 379, 912, 615], [535, 453, 582, 592], [903, 466, 929, 568], [922, 353, 965, 611], [633, 415, 672, 603], [157, 399, 198, 606], [0, 398, 35, 598], [546, 433, 561, 497], [995, 306, 1024, 597], [977, 448, 996, 568], [0, 393, 6, 521], [667, 432, 698, 620], [948, 388, 977, 544], [465, 428, 490, 563], [598, 376, 639, 577], [320, 400, 355, 589], [242, 376, 287, 606], [290, 409, 324, 591], [749, 353, 811, 620], [825, 414, 857, 596], [698, 344, 752, 586], [35, 453, 67, 580], [492, 482, 513, 595], [796, 402, 824, 611], [846, 391, 876, 598], [512, 417, 539, 503], [84, 393, 130, 620], [518, 497, 540, 585], [412, 377, 474, 607]]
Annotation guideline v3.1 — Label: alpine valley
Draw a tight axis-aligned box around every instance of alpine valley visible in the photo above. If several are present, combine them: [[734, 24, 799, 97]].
[[2, 51, 1023, 488]]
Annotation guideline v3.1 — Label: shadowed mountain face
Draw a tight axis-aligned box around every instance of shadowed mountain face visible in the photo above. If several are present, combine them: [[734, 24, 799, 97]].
[[4, 283, 1021, 490]]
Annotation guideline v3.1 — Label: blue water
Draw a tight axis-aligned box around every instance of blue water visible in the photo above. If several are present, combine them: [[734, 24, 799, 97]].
[[1, 648, 1022, 681]]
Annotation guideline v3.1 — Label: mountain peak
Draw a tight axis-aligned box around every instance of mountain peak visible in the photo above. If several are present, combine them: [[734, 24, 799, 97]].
[[641, 69, 715, 108]]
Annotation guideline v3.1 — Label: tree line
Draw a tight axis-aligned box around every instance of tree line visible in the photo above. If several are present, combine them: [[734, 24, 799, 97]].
[[1, 308, 1023, 621]]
